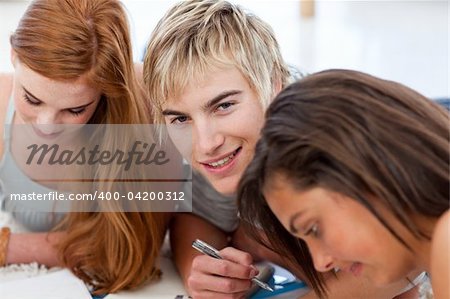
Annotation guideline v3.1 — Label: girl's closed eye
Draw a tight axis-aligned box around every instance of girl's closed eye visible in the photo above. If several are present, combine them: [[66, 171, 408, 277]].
[[304, 223, 320, 238], [67, 107, 86, 116], [24, 94, 40, 106]]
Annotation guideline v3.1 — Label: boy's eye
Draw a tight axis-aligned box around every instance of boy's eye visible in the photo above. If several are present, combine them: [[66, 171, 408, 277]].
[[216, 102, 234, 111], [171, 116, 189, 124]]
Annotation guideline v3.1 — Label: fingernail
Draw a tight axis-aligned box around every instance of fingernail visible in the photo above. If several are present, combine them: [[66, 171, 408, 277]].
[[250, 266, 259, 277]]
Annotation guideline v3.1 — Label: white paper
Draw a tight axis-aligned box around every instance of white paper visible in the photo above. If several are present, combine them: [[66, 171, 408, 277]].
[[0, 268, 91, 299]]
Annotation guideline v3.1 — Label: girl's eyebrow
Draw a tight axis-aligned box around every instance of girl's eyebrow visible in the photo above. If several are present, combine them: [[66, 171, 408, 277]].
[[22, 85, 96, 109], [289, 211, 305, 234], [67, 100, 96, 110]]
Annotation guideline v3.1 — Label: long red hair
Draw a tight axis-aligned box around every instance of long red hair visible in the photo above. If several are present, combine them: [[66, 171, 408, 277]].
[[11, 0, 168, 294]]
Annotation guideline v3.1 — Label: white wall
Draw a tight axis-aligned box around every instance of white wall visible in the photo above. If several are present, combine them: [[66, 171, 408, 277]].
[[0, 0, 448, 98]]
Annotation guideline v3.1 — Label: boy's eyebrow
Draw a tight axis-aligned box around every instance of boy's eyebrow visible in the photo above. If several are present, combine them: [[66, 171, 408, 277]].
[[162, 90, 242, 116], [162, 109, 185, 116]]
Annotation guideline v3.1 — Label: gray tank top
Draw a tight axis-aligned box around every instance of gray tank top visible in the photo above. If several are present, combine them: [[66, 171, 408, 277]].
[[183, 170, 239, 233], [0, 99, 65, 231]]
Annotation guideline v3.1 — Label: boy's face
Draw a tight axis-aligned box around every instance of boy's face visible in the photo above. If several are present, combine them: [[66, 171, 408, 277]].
[[162, 66, 265, 195]]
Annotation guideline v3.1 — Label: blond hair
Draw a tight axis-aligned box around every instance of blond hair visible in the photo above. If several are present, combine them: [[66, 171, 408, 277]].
[[144, 0, 290, 123]]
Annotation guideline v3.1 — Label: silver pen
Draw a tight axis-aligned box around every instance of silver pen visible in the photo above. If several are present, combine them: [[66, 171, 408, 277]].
[[192, 239, 274, 292]]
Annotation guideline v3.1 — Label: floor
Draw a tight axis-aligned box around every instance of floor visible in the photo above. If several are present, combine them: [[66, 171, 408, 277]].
[[0, 0, 448, 98]]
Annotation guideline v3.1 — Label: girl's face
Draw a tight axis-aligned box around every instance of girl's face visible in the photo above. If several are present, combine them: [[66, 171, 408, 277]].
[[12, 57, 101, 137], [264, 173, 420, 286]]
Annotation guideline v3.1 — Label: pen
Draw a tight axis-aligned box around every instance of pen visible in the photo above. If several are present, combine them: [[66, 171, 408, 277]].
[[192, 239, 274, 292]]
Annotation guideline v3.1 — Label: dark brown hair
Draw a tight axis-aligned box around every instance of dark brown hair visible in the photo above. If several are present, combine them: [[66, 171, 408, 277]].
[[238, 69, 449, 297]]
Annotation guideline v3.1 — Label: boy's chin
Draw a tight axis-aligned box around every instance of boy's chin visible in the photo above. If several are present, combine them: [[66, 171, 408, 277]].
[[210, 177, 238, 196]]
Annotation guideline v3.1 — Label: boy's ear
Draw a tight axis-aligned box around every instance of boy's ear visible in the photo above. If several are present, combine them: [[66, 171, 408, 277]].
[[272, 78, 283, 98]]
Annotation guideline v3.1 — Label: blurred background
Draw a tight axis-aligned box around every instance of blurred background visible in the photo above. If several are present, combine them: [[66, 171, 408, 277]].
[[0, 0, 448, 99]]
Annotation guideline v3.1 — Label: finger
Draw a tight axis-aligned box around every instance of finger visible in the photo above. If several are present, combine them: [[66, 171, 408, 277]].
[[220, 247, 259, 277], [192, 255, 258, 279], [220, 247, 253, 266], [188, 272, 252, 294]]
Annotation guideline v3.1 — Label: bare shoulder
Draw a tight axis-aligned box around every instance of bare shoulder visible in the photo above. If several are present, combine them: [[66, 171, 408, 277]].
[[0, 72, 13, 82], [0, 72, 13, 100], [0, 72, 13, 86], [0, 73, 13, 156], [0, 73, 13, 120], [430, 210, 449, 299], [433, 210, 450, 244]]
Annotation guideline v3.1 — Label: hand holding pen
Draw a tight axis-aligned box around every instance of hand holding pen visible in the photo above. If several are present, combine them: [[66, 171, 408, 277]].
[[192, 239, 274, 292]]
